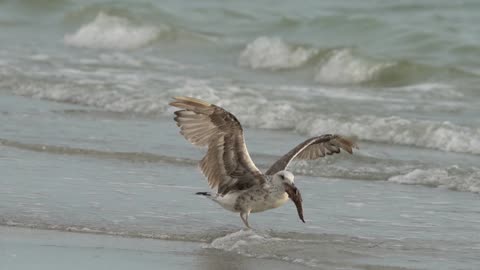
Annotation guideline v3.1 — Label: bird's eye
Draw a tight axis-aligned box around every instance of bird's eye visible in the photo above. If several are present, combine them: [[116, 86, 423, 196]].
[[280, 175, 285, 180]]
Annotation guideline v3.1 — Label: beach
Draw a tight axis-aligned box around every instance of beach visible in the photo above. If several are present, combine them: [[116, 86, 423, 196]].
[[1, 0, 480, 269], [2, 226, 319, 270]]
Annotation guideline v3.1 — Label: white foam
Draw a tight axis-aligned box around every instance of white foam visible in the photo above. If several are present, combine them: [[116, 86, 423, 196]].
[[315, 49, 393, 84], [296, 114, 480, 155], [226, 99, 298, 129], [64, 12, 164, 49], [238, 37, 318, 70], [388, 166, 480, 193], [30, 54, 50, 61], [209, 230, 270, 252], [13, 75, 222, 115], [208, 230, 319, 267], [10, 69, 480, 155], [389, 83, 464, 99]]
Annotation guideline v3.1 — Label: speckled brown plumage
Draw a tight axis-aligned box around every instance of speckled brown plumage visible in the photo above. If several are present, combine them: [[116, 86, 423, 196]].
[[169, 96, 357, 228]]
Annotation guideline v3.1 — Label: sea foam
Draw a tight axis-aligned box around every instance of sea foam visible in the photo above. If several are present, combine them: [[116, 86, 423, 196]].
[[388, 166, 480, 193], [208, 230, 319, 267], [296, 114, 480, 155], [13, 78, 480, 155], [64, 12, 164, 49]]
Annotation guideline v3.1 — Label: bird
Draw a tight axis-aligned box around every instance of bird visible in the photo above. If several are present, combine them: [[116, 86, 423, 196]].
[[169, 96, 357, 228]]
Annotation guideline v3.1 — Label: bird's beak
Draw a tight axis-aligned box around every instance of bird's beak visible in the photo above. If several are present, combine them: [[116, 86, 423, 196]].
[[284, 183, 305, 223]]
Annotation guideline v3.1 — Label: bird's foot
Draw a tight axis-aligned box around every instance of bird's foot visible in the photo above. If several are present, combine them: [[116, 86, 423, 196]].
[[240, 212, 252, 230]]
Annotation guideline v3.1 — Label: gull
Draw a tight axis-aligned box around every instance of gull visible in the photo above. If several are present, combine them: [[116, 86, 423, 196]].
[[170, 96, 357, 228]]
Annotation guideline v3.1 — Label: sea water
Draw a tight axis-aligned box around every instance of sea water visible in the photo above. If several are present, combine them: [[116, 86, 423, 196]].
[[1, 1, 480, 269]]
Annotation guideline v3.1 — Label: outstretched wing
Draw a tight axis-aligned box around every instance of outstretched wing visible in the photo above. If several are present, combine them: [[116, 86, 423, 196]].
[[265, 134, 357, 175], [170, 96, 265, 195]]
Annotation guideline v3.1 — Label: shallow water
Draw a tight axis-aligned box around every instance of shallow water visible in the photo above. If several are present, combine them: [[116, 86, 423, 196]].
[[1, 1, 480, 269], [2, 226, 318, 270]]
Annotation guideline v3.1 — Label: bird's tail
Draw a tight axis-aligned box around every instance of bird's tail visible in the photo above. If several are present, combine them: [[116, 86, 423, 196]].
[[195, 192, 212, 197]]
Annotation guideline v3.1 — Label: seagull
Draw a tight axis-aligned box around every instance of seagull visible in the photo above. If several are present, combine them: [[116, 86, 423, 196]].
[[170, 96, 357, 228]]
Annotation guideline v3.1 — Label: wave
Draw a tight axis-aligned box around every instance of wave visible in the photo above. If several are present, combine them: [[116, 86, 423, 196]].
[[295, 114, 480, 155], [388, 166, 480, 194], [236, 103, 480, 155], [0, 219, 229, 243], [0, 136, 381, 180], [0, 219, 375, 250], [313, 49, 467, 86], [64, 12, 165, 49], [238, 37, 319, 70], [4, 135, 479, 194], [206, 229, 405, 269], [9, 76, 480, 155], [2, 55, 477, 156], [207, 230, 320, 267], [388, 83, 464, 99], [2, 220, 396, 269], [291, 155, 418, 181], [238, 37, 477, 86], [0, 138, 197, 166], [314, 49, 395, 84]]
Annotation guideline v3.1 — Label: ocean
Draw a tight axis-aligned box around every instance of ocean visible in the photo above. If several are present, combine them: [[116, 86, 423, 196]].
[[1, 0, 480, 269]]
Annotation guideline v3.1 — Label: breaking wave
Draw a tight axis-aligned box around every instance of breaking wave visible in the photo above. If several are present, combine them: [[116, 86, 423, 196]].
[[64, 12, 167, 49], [388, 166, 480, 193], [9, 77, 480, 155], [238, 37, 319, 70], [314, 49, 394, 84], [296, 114, 480, 155], [238, 37, 476, 86]]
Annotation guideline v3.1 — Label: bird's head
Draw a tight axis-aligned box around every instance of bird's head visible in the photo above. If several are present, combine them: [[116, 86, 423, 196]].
[[273, 170, 295, 185], [273, 170, 305, 223]]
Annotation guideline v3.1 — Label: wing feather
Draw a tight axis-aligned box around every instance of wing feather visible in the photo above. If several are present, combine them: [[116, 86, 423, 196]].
[[170, 96, 265, 195], [265, 134, 357, 175]]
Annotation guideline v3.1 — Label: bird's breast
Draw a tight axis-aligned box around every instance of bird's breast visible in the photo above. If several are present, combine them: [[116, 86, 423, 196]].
[[249, 191, 289, 213]]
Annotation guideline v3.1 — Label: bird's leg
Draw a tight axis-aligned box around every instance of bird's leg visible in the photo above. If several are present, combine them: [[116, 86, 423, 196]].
[[240, 212, 248, 228], [240, 212, 251, 229]]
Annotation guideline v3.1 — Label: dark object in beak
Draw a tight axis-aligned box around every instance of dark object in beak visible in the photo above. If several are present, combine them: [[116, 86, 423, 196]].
[[284, 183, 305, 223]]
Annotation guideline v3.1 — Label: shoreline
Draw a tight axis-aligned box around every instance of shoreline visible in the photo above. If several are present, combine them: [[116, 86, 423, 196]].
[[0, 226, 312, 270]]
